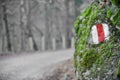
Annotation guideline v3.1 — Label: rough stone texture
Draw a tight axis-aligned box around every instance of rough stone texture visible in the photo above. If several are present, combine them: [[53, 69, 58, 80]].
[[80, 50, 120, 80]]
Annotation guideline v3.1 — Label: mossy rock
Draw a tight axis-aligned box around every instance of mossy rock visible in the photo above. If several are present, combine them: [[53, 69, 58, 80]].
[[116, 60, 120, 79], [74, 1, 120, 80]]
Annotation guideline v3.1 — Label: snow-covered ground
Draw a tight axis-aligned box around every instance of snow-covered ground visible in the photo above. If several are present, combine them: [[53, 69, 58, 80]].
[[0, 49, 74, 80]]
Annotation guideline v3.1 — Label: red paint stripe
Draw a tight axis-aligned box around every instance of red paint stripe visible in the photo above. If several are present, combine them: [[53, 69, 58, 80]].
[[96, 23, 105, 42]]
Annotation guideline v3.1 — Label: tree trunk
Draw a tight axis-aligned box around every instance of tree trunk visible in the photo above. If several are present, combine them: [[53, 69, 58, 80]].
[[2, 2, 12, 51], [65, 0, 71, 48], [26, 0, 38, 51], [20, 0, 28, 51], [44, 0, 51, 50], [0, 4, 3, 52]]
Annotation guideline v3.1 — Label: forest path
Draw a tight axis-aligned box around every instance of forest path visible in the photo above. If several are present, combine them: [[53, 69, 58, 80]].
[[0, 49, 74, 80]]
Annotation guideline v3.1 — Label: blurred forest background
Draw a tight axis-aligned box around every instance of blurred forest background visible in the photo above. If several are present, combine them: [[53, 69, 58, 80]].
[[0, 0, 90, 53]]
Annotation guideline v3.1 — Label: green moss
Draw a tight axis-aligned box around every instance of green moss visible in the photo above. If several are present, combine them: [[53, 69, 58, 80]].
[[116, 60, 120, 77], [80, 48, 99, 69]]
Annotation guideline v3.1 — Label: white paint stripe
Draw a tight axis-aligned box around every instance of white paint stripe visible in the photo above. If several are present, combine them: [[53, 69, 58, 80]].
[[91, 25, 99, 44], [102, 23, 110, 41]]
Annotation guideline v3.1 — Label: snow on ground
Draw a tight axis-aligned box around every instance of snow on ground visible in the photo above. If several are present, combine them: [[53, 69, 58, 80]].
[[0, 49, 74, 80]]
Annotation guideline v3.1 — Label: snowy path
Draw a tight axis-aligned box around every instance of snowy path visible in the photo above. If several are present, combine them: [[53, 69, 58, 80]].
[[0, 49, 74, 80]]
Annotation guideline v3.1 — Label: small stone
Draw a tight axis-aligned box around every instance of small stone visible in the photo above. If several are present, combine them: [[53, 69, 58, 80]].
[[83, 70, 90, 76], [97, 68, 101, 71], [79, 16, 83, 20]]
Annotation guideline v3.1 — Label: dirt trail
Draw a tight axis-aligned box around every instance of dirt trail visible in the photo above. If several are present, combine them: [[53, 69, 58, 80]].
[[0, 49, 74, 80]]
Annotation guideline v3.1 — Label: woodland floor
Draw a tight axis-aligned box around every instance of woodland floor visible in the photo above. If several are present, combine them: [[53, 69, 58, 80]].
[[40, 59, 76, 80], [0, 49, 75, 80]]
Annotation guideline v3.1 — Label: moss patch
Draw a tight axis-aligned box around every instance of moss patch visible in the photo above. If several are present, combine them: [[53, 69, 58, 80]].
[[80, 48, 99, 69], [116, 60, 120, 78]]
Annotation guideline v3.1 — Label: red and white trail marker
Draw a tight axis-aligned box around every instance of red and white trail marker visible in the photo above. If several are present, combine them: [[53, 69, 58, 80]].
[[90, 23, 110, 44]]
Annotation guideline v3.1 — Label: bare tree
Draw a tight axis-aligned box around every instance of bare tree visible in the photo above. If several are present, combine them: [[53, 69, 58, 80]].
[[1, 0, 12, 52], [44, 0, 52, 50], [26, 0, 38, 51]]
